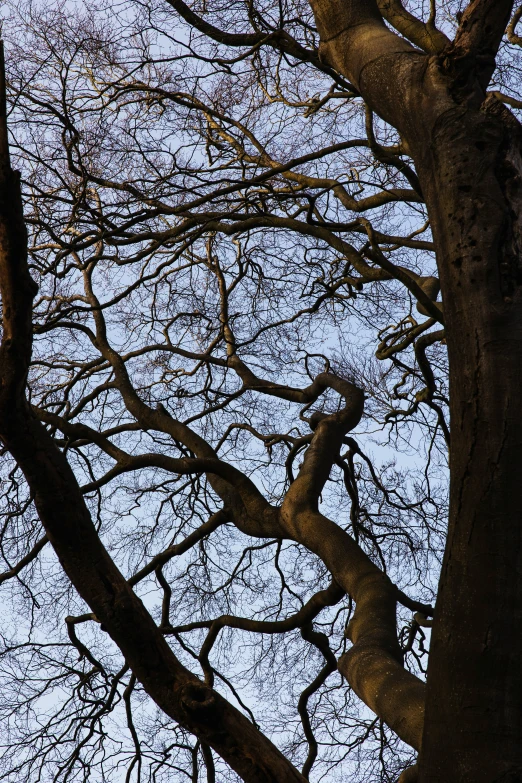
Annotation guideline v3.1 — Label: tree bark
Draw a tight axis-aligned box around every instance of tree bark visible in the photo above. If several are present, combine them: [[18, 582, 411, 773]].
[[307, 0, 522, 779], [3, 0, 522, 777], [415, 92, 522, 783]]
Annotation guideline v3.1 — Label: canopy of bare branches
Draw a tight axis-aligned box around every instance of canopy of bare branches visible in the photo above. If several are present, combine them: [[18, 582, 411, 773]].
[[0, 1, 520, 781]]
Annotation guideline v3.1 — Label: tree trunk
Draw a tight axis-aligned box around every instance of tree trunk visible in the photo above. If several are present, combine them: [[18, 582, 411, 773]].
[[416, 94, 522, 781], [307, 1, 522, 773]]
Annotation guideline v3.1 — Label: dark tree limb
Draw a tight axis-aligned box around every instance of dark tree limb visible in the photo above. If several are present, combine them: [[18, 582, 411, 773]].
[[0, 43, 308, 783], [453, 1, 514, 67], [163, 0, 357, 90], [0, 533, 48, 584]]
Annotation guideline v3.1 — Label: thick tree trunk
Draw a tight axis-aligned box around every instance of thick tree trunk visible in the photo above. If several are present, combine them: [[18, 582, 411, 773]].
[[307, 1, 522, 774], [3, 1, 522, 776], [416, 97, 522, 781]]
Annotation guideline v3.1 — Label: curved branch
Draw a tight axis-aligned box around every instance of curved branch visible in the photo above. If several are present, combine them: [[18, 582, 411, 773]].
[[507, 5, 522, 47], [359, 218, 443, 323], [414, 329, 445, 397], [299, 623, 338, 778], [163, 0, 357, 89], [191, 580, 345, 684], [271, 372, 425, 749], [0, 54, 307, 783], [376, 318, 436, 361], [364, 105, 423, 196], [376, 0, 449, 54]]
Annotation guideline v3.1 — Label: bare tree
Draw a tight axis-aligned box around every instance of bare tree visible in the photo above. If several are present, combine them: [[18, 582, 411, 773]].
[[0, 0, 519, 781]]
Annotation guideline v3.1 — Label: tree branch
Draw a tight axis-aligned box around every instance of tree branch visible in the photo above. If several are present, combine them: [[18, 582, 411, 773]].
[[0, 534, 48, 585], [0, 44, 308, 783], [507, 5, 522, 46], [376, 0, 449, 53], [163, 0, 357, 89], [452, 0, 514, 90]]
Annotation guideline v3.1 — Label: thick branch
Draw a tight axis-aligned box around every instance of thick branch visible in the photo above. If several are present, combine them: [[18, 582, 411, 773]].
[[376, 0, 449, 54], [454, 0, 514, 59], [164, 0, 356, 89], [507, 6, 522, 47], [307, 0, 419, 112], [277, 376, 425, 749], [0, 50, 306, 783]]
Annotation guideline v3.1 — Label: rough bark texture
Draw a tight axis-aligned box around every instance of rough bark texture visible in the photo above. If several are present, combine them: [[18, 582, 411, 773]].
[[308, 0, 522, 780], [2, 1, 522, 780], [416, 87, 522, 783]]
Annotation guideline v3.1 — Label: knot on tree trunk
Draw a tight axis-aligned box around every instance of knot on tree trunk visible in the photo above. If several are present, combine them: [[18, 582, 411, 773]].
[[180, 681, 220, 721]]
